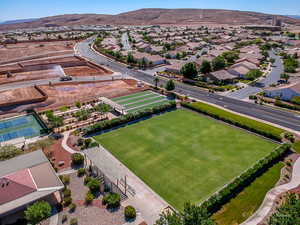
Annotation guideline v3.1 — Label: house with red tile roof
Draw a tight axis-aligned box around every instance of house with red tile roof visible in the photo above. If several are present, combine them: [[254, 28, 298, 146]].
[[0, 150, 64, 224]]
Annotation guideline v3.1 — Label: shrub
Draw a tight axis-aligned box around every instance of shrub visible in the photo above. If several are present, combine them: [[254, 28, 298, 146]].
[[102, 193, 120, 208], [84, 176, 92, 185], [87, 179, 100, 192], [63, 188, 71, 198], [124, 205, 136, 220], [85, 191, 94, 204], [181, 101, 284, 141], [62, 214, 68, 223], [69, 203, 76, 212], [71, 153, 84, 165], [24, 201, 51, 225], [70, 218, 78, 225], [63, 197, 72, 207], [284, 132, 295, 143], [82, 101, 176, 135], [77, 168, 86, 177], [61, 175, 70, 185], [0, 145, 22, 161]]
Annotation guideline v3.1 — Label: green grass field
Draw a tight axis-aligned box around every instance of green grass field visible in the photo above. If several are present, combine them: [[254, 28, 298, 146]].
[[94, 109, 278, 210], [212, 162, 283, 225]]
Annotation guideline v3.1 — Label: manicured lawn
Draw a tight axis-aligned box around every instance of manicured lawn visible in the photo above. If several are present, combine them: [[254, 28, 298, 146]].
[[94, 109, 278, 210], [211, 162, 283, 225]]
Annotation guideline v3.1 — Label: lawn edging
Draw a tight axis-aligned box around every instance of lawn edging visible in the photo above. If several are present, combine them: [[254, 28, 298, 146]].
[[181, 101, 285, 142], [199, 143, 290, 214], [82, 101, 176, 136]]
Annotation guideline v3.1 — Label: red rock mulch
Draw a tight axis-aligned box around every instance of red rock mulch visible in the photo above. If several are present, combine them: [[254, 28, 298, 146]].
[[73, 200, 106, 208], [44, 139, 71, 171]]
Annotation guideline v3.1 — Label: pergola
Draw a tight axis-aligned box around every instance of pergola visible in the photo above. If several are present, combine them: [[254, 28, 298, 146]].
[[98, 97, 126, 115]]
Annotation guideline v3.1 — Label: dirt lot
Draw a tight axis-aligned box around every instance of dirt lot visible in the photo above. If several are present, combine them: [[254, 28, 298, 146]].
[[0, 86, 44, 106], [0, 80, 147, 114], [0, 40, 76, 63]]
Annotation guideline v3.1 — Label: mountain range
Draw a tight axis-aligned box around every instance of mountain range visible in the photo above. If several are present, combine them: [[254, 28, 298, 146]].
[[0, 8, 300, 31]]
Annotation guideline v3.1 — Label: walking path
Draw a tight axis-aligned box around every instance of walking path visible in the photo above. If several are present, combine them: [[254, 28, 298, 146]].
[[61, 131, 79, 154], [241, 156, 300, 225], [48, 208, 58, 225]]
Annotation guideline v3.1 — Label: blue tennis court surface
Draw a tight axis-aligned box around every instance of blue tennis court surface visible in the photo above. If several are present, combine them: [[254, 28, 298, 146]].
[[0, 114, 44, 142]]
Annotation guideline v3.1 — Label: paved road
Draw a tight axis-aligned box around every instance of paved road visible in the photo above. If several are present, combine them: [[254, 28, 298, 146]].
[[76, 37, 300, 132], [227, 51, 283, 99], [121, 32, 131, 51]]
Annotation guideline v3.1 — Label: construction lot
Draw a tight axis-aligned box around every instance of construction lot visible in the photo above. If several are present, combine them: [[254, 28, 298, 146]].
[[0, 55, 113, 85], [0, 40, 76, 63], [0, 80, 147, 115]]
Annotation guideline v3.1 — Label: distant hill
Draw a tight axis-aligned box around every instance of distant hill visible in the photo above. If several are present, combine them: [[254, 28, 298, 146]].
[[286, 15, 300, 19], [0, 8, 300, 31], [0, 18, 39, 25]]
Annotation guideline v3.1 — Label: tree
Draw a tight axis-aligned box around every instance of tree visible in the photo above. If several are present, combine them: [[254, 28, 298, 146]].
[[87, 179, 100, 192], [127, 53, 135, 64], [154, 76, 160, 89], [71, 153, 84, 165], [155, 202, 215, 225], [165, 80, 175, 91], [97, 103, 111, 115], [180, 62, 198, 79], [211, 56, 226, 71], [245, 69, 263, 81], [200, 60, 212, 74], [222, 51, 239, 65], [24, 201, 51, 225], [281, 73, 290, 83]]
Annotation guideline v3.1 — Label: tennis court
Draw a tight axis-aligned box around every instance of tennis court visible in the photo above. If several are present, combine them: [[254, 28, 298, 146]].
[[112, 91, 172, 113], [0, 114, 45, 142]]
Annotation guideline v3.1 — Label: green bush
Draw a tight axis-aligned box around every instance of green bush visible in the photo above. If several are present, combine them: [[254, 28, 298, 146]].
[[87, 179, 100, 192], [85, 191, 94, 204], [61, 175, 70, 185], [71, 153, 84, 165], [84, 176, 92, 185], [77, 168, 86, 177], [24, 201, 51, 225], [181, 101, 284, 141], [102, 193, 120, 208], [63, 197, 72, 207], [200, 144, 290, 214], [83, 101, 176, 135], [69, 203, 76, 212], [124, 205, 136, 220], [63, 188, 71, 198], [0, 145, 22, 161], [70, 218, 78, 225]]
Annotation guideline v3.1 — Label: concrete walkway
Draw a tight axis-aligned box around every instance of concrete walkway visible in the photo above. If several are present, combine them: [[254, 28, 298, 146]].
[[241, 157, 300, 225], [93, 144, 169, 225], [61, 131, 79, 154], [48, 208, 58, 225]]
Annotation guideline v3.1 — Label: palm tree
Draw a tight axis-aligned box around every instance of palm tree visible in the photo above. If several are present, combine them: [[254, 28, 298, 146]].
[[154, 76, 160, 89]]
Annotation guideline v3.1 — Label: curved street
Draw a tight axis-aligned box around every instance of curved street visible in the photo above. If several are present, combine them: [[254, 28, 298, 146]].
[[75, 37, 300, 132]]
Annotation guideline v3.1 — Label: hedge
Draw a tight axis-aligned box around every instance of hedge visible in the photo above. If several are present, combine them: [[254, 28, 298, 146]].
[[82, 101, 176, 136], [200, 143, 290, 214], [181, 101, 284, 141]]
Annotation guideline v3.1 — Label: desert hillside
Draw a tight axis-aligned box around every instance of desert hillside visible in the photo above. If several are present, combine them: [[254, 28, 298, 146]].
[[1, 8, 299, 30]]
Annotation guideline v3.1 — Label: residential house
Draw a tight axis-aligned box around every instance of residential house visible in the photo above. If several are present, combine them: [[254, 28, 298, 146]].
[[264, 81, 300, 101], [206, 70, 238, 83], [0, 150, 64, 224], [133, 52, 166, 66], [228, 64, 251, 78]]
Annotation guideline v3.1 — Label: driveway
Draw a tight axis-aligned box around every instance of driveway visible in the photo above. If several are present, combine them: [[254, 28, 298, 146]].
[[226, 50, 283, 100]]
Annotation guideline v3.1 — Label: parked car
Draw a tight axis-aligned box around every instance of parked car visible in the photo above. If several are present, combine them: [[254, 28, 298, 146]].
[[60, 76, 72, 81]]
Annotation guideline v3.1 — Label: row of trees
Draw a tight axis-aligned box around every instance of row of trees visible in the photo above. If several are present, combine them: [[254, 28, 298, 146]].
[[281, 53, 299, 73], [180, 51, 240, 80]]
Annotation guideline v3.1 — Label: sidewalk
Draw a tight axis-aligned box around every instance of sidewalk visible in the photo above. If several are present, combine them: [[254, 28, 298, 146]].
[[241, 156, 300, 225]]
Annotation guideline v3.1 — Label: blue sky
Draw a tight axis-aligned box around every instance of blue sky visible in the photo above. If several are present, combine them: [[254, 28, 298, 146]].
[[1, 0, 300, 21]]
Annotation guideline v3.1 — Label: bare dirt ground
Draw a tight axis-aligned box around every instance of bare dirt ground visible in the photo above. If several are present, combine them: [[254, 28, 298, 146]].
[[0, 80, 147, 115], [0, 40, 76, 63], [0, 86, 43, 106], [63, 65, 109, 77]]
